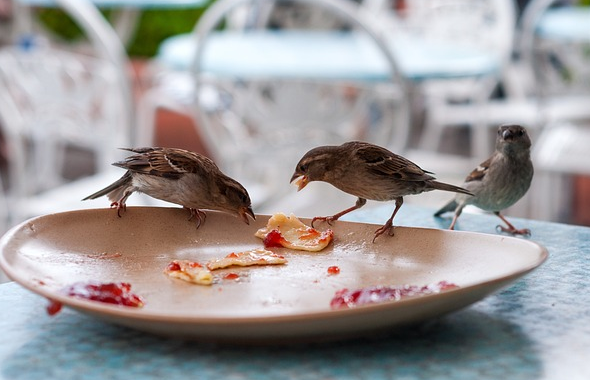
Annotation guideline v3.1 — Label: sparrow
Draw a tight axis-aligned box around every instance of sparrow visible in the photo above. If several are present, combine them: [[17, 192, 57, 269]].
[[290, 141, 473, 242], [83, 147, 255, 226], [434, 124, 534, 235]]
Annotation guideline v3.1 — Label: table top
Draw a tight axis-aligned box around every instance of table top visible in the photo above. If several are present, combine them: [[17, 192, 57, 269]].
[[537, 7, 590, 42], [1, 204, 589, 380], [16, 0, 209, 8], [158, 31, 500, 81]]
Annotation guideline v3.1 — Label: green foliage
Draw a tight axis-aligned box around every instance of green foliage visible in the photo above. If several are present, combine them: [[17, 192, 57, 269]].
[[126, 9, 205, 57], [37, 9, 84, 40], [36, 7, 206, 58]]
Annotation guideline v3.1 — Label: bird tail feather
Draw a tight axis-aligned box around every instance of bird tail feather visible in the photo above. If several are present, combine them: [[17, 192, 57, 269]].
[[434, 199, 459, 217], [430, 181, 472, 196], [82, 171, 132, 202]]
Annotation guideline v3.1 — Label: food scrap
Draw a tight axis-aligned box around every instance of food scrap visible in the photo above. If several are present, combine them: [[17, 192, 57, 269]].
[[164, 260, 214, 285], [327, 266, 340, 275], [330, 281, 458, 309], [207, 248, 287, 270], [165, 248, 287, 285], [255, 213, 333, 252], [59, 282, 144, 309]]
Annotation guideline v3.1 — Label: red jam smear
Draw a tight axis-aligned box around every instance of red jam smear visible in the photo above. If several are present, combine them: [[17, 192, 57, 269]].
[[300, 228, 320, 240], [46, 299, 63, 316], [263, 229, 287, 248], [167, 261, 182, 271], [223, 272, 240, 280], [330, 281, 458, 309], [327, 266, 340, 275], [296, 227, 333, 244], [263, 228, 333, 248], [63, 282, 144, 308], [167, 260, 203, 272]]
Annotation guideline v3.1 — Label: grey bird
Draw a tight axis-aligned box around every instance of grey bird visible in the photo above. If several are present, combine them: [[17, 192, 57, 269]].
[[434, 124, 534, 235], [83, 147, 255, 226], [290, 141, 473, 242]]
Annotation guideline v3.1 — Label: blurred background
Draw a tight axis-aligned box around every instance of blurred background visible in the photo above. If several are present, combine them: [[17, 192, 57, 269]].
[[0, 0, 588, 266]]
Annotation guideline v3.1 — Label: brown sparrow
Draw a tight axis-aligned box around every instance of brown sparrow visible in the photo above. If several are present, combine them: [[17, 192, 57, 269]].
[[83, 147, 255, 226], [434, 124, 534, 235], [290, 141, 473, 242]]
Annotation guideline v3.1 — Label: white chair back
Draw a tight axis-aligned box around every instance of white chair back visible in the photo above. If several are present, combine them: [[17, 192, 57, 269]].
[[0, 0, 134, 224], [189, 0, 410, 207]]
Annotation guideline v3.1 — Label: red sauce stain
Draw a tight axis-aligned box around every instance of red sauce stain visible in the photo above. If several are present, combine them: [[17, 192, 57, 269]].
[[63, 282, 144, 308], [263, 229, 286, 248], [327, 266, 340, 275], [330, 281, 458, 309], [264, 228, 333, 248], [167, 261, 181, 271], [46, 299, 63, 316], [223, 272, 240, 280], [300, 228, 320, 240], [300, 228, 334, 243]]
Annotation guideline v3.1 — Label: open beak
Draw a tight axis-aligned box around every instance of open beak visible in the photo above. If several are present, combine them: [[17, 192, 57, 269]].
[[239, 206, 256, 225], [290, 174, 309, 191]]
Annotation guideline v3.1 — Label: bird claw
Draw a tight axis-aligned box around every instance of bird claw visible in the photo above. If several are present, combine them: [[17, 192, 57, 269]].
[[110, 201, 126, 217], [311, 215, 337, 228], [186, 208, 207, 229], [495, 224, 531, 237], [372, 222, 394, 243]]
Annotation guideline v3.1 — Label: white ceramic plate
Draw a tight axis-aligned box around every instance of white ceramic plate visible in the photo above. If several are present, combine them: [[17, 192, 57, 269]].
[[0, 207, 547, 343]]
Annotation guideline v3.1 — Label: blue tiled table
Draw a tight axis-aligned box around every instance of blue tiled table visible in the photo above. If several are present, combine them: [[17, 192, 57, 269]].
[[158, 31, 500, 82], [1, 204, 590, 380], [537, 7, 590, 42]]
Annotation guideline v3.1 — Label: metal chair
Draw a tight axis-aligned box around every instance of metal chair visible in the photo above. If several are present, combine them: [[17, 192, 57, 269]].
[[521, 0, 590, 222], [0, 0, 137, 225], [365, 0, 518, 159], [188, 0, 410, 212]]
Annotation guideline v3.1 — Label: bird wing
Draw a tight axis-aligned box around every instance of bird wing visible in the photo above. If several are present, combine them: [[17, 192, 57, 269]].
[[114, 147, 215, 179], [464, 157, 491, 183], [353, 143, 434, 182]]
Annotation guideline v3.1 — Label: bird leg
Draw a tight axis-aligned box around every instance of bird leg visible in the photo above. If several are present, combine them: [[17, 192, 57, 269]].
[[373, 197, 403, 242], [185, 207, 207, 229], [110, 191, 132, 217], [494, 212, 531, 236], [448, 206, 465, 230], [311, 198, 367, 228]]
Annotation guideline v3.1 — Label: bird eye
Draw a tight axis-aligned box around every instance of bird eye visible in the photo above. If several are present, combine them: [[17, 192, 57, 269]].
[[298, 163, 308, 173]]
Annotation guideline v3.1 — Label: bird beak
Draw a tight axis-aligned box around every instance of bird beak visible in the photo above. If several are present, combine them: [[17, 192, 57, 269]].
[[239, 206, 256, 225], [290, 174, 309, 191], [502, 128, 513, 140]]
